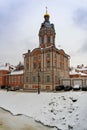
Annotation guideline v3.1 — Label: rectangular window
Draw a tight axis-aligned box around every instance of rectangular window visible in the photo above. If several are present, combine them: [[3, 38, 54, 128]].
[[47, 36, 50, 43], [53, 37, 55, 44], [47, 61, 50, 68], [60, 55, 64, 61], [55, 76, 57, 82], [55, 61, 57, 67], [0, 72, 2, 76], [55, 53, 56, 58], [33, 63, 36, 69], [26, 63, 29, 70], [38, 55, 41, 60], [33, 76, 36, 82], [26, 58, 29, 70], [60, 63, 64, 69], [47, 53, 50, 58], [26, 76, 28, 83], [14, 76, 16, 83], [18, 76, 20, 82], [47, 75, 50, 82], [41, 37, 44, 44], [38, 62, 41, 69], [21, 76, 23, 83], [33, 56, 36, 61]]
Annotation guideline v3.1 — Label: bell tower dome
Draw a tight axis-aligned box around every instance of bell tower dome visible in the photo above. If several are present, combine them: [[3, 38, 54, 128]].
[[39, 7, 56, 48]]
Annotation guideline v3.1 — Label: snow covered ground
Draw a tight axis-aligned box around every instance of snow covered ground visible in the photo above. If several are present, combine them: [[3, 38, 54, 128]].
[[0, 90, 87, 130]]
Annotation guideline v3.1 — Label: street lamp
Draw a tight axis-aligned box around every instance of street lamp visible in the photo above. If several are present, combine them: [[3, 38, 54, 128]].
[[38, 66, 40, 94]]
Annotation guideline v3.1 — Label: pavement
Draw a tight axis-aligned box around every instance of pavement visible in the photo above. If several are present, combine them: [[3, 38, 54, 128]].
[[0, 107, 55, 130]]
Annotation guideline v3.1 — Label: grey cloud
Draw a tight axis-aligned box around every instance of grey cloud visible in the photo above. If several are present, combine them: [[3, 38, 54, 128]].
[[73, 8, 87, 54], [73, 8, 87, 30], [77, 41, 87, 54]]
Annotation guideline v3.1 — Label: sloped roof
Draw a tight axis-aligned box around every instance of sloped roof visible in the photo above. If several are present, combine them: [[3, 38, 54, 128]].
[[69, 67, 87, 76], [10, 70, 24, 75], [0, 66, 9, 71]]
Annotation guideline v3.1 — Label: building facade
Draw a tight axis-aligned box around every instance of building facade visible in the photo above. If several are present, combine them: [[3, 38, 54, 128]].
[[23, 11, 70, 91]]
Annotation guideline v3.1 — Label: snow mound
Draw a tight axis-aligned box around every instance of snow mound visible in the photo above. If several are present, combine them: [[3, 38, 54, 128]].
[[0, 91, 86, 130]]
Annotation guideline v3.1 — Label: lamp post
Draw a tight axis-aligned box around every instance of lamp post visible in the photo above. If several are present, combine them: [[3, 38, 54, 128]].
[[38, 66, 40, 94]]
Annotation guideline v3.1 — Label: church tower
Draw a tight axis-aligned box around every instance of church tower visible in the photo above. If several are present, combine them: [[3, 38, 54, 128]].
[[23, 8, 69, 91], [39, 8, 56, 48]]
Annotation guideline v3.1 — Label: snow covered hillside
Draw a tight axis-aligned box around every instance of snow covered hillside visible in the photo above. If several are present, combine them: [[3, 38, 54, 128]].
[[0, 91, 87, 130]]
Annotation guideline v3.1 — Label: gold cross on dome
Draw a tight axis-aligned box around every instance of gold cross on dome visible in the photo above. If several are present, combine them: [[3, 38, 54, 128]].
[[46, 6, 48, 14]]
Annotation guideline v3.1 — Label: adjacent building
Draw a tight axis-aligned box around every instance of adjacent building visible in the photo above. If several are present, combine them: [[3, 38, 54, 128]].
[[0, 65, 9, 88], [0, 63, 24, 89], [61, 64, 87, 87], [7, 70, 23, 89], [23, 11, 70, 91], [69, 65, 87, 78]]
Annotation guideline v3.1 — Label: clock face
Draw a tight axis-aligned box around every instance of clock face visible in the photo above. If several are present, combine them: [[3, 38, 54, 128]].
[[45, 22, 51, 28]]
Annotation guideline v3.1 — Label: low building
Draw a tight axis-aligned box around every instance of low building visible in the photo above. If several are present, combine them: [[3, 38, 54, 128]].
[[0, 65, 9, 88], [0, 63, 24, 90], [61, 65, 87, 87], [7, 70, 24, 89], [69, 65, 87, 78]]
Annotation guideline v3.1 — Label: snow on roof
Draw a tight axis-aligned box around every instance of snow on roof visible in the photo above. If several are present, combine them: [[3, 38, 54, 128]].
[[70, 67, 87, 77], [69, 68, 80, 75], [70, 66, 87, 76], [0, 66, 9, 71], [81, 73, 87, 76], [69, 71, 80, 75], [10, 70, 23, 75], [77, 67, 87, 71], [41, 45, 53, 50], [0, 63, 16, 71]]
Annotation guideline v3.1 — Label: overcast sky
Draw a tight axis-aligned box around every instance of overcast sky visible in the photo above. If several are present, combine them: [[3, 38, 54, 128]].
[[0, 0, 87, 66]]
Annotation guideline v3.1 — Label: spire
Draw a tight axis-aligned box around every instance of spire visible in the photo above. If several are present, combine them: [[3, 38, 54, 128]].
[[44, 6, 50, 19], [46, 6, 48, 14]]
